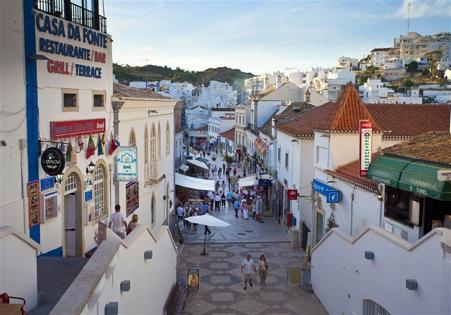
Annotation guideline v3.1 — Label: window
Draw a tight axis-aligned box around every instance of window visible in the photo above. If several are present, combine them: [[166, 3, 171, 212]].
[[93, 91, 105, 109], [151, 194, 156, 225], [129, 129, 136, 146], [278, 146, 281, 163], [144, 125, 149, 183], [150, 124, 156, 177], [62, 89, 78, 111], [166, 122, 170, 156], [285, 152, 289, 169], [384, 186, 421, 227], [93, 165, 107, 219], [65, 173, 77, 193], [157, 123, 161, 158]]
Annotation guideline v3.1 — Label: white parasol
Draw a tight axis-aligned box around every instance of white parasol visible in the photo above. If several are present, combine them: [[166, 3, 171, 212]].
[[185, 214, 230, 227], [184, 214, 230, 255]]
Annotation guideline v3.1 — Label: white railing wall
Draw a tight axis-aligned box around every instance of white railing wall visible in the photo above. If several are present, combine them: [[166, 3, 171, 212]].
[[0, 226, 40, 312], [311, 226, 451, 315], [51, 225, 177, 315]]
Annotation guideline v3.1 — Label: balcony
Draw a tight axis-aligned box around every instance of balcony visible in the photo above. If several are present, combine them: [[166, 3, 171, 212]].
[[35, 0, 107, 33]]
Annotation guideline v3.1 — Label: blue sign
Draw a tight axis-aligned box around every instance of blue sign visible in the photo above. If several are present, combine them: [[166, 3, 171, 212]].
[[40, 177, 55, 192], [312, 179, 342, 203], [116, 147, 138, 182], [84, 190, 93, 202]]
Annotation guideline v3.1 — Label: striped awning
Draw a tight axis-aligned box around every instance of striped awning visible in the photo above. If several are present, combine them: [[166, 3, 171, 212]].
[[255, 138, 269, 156]]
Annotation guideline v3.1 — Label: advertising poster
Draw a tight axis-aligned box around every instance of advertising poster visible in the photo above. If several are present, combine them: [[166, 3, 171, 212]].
[[186, 268, 200, 292], [44, 191, 58, 221], [27, 180, 40, 226], [126, 181, 139, 217]]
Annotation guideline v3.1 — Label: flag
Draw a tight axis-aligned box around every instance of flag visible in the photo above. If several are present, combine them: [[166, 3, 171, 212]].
[[97, 134, 104, 155], [66, 141, 73, 162], [86, 135, 95, 159], [108, 133, 118, 156]]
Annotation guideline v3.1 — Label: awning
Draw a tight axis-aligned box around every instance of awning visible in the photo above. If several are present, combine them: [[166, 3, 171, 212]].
[[398, 161, 451, 201], [367, 155, 412, 188], [179, 164, 189, 172], [175, 173, 215, 191], [368, 155, 451, 201], [239, 174, 257, 188], [254, 138, 268, 156], [186, 159, 209, 170]]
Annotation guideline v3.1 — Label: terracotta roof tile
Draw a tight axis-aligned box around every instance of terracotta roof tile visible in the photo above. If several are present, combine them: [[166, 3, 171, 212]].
[[383, 131, 451, 166], [220, 128, 235, 141], [113, 82, 170, 99], [276, 84, 382, 136], [367, 104, 450, 139], [326, 159, 379, 192]]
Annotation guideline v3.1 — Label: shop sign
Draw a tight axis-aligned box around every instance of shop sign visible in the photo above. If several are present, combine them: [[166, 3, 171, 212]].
[[27, 181, 40, 226], [50, 118, 105, 139], [35, 12, 107, 79], [40, 176, 55, 192], [41, 147, 65, 176], [287, 189, 299, 200], [115, 147, 138, 182], [258, 179, 272, 187], [437, 169, 451, 182], [187, 268, 200, 292], [312, 179, 342, 203], [359, 120, 372, 176]]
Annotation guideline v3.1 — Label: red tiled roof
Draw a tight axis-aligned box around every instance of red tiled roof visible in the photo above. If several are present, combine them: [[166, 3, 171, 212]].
[[220, 128, 235, 141], [326, 159, 379, 192], [276, 83, 381, 137], [366, 104, 451, 139]]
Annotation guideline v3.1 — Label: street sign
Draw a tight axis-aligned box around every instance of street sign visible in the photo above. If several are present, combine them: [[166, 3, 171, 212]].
[[287, 189, 299, 200], [312, 179, 342, 203], [359, 120, 372, 177]]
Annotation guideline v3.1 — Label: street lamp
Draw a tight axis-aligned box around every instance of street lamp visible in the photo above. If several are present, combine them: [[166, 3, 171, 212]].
[[54, 173, 64, 184]]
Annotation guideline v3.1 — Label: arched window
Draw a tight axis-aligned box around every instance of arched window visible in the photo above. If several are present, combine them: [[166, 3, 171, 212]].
[[151, 193, 156, 225], [150, 124, 156, 179], [157, 123, 161, 158], [93, 164, 107, 219], [165, 121, 170, 156], [129, 128, 136, 146], [144, 125, 149, 183]]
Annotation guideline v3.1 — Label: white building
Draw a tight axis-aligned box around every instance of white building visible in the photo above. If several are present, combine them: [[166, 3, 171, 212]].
[[337, 56, 359, 69], [193, 80, 237, 109], [395, 32, 451, 65], [359, 79, 422, 104], [185, 105, 210, 130], [207, 108, 235, 139]]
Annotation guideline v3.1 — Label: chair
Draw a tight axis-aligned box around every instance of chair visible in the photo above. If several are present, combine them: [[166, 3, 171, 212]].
[[0, 292, 26, 315]]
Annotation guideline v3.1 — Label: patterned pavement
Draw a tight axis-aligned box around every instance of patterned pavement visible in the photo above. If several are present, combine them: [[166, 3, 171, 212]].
[[177, 242, 327, 315], [176, 151, 327, 315]]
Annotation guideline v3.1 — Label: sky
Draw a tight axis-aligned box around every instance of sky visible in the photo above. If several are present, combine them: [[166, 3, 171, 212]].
[[106, 0, 451, 74]]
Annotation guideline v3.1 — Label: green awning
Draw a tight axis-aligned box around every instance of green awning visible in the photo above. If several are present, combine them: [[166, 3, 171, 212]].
[[367, 155, 412, 188], [399, 162, 451, 201]]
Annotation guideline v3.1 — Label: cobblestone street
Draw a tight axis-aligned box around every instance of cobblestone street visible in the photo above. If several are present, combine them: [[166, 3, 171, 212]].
[[177, 153, 327, 315]]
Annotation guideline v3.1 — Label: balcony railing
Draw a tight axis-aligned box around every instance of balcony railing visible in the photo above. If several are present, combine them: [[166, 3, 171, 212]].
[[35, 0, 107, 33]]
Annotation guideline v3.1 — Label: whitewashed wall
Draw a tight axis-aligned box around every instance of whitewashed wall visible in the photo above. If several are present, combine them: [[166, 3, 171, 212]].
[[0, 227, 39, 312], [0, 0, 28, 233], [312, 227, 451, 315], [51, 225, 177, 315]]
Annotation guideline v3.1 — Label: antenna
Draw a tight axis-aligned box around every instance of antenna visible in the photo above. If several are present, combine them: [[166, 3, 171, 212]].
[[407, 0, 411, 34]]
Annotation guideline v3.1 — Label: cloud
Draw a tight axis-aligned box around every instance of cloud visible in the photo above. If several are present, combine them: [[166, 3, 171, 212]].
[[396, 0, 451, 18]]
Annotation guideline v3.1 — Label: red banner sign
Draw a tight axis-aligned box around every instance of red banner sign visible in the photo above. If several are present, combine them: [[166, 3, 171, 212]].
[[359, 120, 373, 177], [50, 118, 106, 139], [287, 189, 299, 200]]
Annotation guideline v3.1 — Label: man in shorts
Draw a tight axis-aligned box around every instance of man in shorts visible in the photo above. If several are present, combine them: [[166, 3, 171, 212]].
[[241, 254, 257, 290]]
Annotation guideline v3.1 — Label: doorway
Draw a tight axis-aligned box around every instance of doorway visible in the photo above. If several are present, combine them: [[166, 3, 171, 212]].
[[314, 210, 325, 244], [64, 173, 82, 256]]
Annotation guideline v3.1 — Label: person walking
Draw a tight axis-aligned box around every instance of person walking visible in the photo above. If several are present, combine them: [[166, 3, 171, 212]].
[[221, 180, 226, 192], [258, 254, 269, 288], [226, 190, 233, 207], [127, 214, 139, 235], [233, 168, 237, 177], [177, 203, 185, 225], [214, 193, 221, 212], [241, 254, 257, 290], [242, 201, 249, 220], [215, 180, 220, 192], [218, 167, 222, 179], [109, 204, 127, 239], [233, 198, 240, 218], [221, 191, 226, 208]]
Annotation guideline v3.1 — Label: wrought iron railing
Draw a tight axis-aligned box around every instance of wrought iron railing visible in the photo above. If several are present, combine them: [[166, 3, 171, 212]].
[[35, 0, 107, 33]]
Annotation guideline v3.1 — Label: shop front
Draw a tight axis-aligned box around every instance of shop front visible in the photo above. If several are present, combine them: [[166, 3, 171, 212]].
[[368, 155, 451, 242]]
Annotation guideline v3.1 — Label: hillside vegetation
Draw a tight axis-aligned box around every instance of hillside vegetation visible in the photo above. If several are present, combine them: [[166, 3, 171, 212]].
[[113, 64, 253, 88]]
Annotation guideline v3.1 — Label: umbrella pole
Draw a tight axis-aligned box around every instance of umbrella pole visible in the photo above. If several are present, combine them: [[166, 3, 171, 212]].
[[200, 228, 208, 256]]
